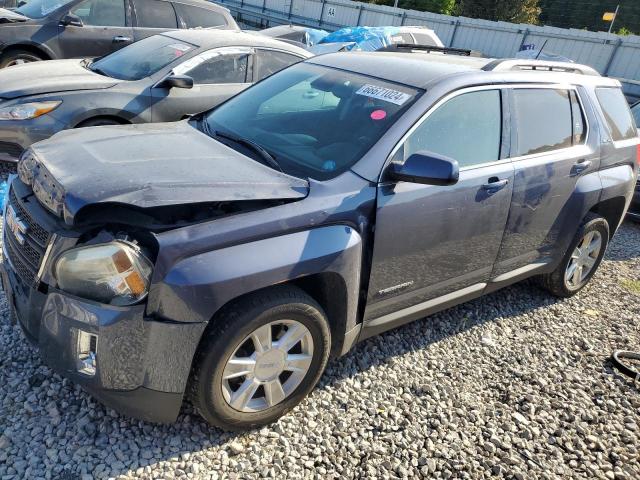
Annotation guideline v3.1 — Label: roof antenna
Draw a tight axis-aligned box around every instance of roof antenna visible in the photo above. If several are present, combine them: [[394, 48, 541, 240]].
[[535, 39, 548, 60]]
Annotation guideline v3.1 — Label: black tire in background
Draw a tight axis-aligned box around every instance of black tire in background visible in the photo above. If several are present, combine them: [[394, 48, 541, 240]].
[[188, 285, 331, 431], [538, 213, 609, 298], [0, 49, 44, 68], [76, 118, 123, 128]]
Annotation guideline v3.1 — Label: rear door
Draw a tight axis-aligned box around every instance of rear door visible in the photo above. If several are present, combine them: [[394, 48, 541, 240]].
[[493, 86, 598, 276], [131, 0, 178, 42], [365, 88, 514, 323], [151, 47, 253, 122], [57, 0, 134, 58]]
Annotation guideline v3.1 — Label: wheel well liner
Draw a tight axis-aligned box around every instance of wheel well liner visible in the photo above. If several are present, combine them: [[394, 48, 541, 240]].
[[1, 44, 52, 60], [75, 115, 131, 128], [590, 196, 627, 237]]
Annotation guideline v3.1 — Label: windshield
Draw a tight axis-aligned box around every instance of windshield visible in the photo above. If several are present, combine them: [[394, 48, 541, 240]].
[[16, 0, 75, 18], [204, 63, 420, 180], [89, 35, 196, 81]]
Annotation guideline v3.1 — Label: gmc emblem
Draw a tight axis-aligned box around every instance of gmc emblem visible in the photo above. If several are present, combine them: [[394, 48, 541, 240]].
[[6, 205, 28, 245]]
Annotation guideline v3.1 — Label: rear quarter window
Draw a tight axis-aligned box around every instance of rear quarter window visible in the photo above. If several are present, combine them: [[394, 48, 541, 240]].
[[595, 87, 637, 141]]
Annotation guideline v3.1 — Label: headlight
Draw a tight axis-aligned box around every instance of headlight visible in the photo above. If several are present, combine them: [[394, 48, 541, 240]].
[[17, 149, 38, 185], [0, 101, 62, 120], [54, 241, 153, 306]]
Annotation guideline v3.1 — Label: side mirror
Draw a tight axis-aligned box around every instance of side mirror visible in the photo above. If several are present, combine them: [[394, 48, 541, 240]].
[[158, 74, 194, 90], [389, 151, 459, 186], [60, 13, 83, 27]]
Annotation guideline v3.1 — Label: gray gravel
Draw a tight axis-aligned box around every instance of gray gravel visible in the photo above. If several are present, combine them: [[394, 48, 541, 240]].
[[0, 220, 639, 480]]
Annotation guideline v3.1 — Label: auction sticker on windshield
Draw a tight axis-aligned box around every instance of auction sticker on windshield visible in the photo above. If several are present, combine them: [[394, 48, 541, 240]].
[[356, 84, 411, 105]]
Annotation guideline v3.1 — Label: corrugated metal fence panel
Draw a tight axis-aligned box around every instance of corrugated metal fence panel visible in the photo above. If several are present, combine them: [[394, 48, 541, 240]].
[[217, 0, 640, 81]]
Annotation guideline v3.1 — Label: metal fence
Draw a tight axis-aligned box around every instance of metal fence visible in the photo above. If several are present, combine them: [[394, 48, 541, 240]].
[[217, 0, 640, 81]]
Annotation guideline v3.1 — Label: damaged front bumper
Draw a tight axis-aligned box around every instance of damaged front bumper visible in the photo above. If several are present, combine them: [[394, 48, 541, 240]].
[[1, 180, 206, 423]]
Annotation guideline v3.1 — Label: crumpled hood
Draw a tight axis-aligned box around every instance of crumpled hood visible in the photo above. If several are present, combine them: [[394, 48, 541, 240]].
[[0, 8, 29, 22], [31, 121, 309, 223], [0, 59, 118, 99]]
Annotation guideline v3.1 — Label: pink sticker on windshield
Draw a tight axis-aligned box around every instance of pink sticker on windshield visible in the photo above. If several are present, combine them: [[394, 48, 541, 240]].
[[370, 110, 387, 121]]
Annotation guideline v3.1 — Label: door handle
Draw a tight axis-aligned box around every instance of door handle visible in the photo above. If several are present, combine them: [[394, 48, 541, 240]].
[[571, 159, 591, 176], [113, 35, 131, 43], [481, 177, 509, 192]]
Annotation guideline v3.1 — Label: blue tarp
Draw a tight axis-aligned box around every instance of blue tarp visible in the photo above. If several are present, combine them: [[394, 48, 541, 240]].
[[319, 26, 402, 52]]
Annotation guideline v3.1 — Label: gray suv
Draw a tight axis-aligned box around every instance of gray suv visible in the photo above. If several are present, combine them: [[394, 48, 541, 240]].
[[0, 0, 237, 68], [2, 51, 638, 431]]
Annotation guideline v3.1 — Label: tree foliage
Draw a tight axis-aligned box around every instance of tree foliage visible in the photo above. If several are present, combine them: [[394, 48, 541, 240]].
[[368, 0, 456, 15], [539, 0, 640, 35], [454, 0, 541, 24]]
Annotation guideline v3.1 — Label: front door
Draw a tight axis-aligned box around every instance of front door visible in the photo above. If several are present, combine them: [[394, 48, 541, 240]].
[[151, 47, 253, 122], [365, 88, 514, 322], [57, 0, 133, 58]]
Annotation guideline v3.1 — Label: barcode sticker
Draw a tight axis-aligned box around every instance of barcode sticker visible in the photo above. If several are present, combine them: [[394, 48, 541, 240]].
[[356, 84, 411, 105]]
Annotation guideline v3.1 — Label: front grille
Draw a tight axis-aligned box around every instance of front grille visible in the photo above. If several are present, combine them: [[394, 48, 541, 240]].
[[0, 141, 24, 159], [3, 188, 52, 286], [9, 189, 51, 247]]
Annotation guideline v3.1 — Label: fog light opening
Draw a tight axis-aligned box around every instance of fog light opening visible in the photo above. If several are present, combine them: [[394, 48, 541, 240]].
[[77, 330, 98, 376]]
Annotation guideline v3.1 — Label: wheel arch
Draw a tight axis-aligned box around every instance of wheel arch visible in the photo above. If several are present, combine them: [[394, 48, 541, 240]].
[[72, 111, 135, 128], [589, 196, 627, 238], [0, 42, 54, 61]]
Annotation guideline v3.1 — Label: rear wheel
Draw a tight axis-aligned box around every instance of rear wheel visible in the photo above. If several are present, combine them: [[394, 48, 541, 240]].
[[538, 214, 609, 297], [189, 286, 331, 431], [0, 49, 44, 68]]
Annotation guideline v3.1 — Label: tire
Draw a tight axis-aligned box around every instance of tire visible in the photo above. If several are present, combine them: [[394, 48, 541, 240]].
[[0, 49, 44, 68], [76, 118, 123, 128], [538, 213, 609, 298], [188, 286, 331, 431]]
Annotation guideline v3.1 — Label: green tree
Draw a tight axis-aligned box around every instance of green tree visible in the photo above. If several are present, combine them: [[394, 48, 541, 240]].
[[455, 0, 541, 24], [367, 0, 456, 15], [539, 0, 640, 34]]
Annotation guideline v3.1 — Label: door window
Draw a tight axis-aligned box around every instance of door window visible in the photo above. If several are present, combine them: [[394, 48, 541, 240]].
[[174, 3, 227, 28], [134, 0, 177, 28], [595, 87, 637, 141], [70, 0, 125, 26], [178, 51, 250, 84], [401, 89, 502, 168], [255, 50, 303, 81], [512, 89, 573, 156]]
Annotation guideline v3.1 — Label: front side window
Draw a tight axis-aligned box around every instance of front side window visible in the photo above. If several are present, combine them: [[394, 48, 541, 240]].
[[513, 89, 573, 156], [174, 3, 226, 28], [70, 0, 125, 27], [595, 87, 637, 141], [134, 0, 177, 28], [255, 50, 303, 81], [203, 63, 420, 180], [90, 34, 195, 80], [15, 0, 75, 18], [401, 89, 502, 168], [178, 51, 250, 84]]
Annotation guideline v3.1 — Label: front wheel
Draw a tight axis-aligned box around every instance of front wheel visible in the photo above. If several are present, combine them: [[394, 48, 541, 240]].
[[0, 49, 44, 68], [189, 286, 331, 431], [538, 213, 609, 297]]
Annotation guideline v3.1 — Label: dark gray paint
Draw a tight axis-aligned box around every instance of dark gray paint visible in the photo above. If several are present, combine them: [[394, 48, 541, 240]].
[[0, 29, 311, 161], [2, 52, 638, 423], [0, 0, 237, 61]]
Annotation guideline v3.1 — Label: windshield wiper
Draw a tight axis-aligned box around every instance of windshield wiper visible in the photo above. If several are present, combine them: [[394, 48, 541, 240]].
[[212, 129, 283, 173]]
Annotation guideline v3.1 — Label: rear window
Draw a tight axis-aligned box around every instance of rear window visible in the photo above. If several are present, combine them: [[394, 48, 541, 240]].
[[512, 89, 574, 156], [595, 87, 637, 141], [174, 3, 227, 28]]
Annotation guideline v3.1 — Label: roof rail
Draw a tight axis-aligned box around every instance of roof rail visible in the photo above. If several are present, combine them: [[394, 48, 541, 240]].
[[482, 59, 600, 76], [379, 44, 472, 56]]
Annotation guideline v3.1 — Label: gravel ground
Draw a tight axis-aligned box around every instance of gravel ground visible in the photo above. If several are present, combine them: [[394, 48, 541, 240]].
[[0, 216, 639, 479]]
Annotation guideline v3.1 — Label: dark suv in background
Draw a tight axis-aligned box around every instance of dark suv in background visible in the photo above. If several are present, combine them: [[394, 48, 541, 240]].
[[2, 52, 638, 431], [0, 0, 237, 67]]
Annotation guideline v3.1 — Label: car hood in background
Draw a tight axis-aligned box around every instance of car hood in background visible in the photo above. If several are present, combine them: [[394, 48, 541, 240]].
[[31, 121, 309, 224], [0, 8, 29, 22], [0, 59, 119, 99]]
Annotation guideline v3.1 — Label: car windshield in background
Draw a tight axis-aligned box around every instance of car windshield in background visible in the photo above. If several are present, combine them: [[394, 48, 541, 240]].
[[15, 0, 75, 18], [204, 63, 421, 180], [89, 35, 196, 81]]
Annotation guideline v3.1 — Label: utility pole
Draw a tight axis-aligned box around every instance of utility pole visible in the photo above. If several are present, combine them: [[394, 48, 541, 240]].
[[393, 0, 398, 7], [607, 4, 620, 34]]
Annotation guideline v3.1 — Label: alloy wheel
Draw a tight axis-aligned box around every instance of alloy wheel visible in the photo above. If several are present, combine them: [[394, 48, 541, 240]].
[[564, 230, 602, 289], [221, 320, 314, 412]]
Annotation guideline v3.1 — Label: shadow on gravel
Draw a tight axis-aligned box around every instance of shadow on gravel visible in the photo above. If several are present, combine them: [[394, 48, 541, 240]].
[[603, 221, 640, 262]]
